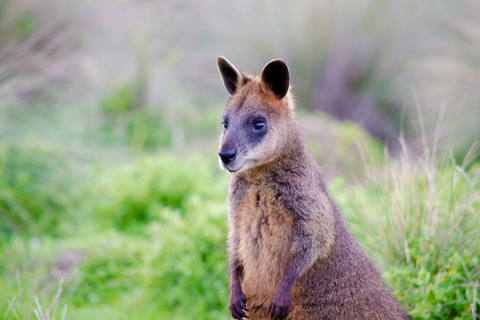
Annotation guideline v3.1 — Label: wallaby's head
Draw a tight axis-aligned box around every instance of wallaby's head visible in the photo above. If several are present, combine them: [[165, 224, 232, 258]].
[[217, 56, 296, 173]]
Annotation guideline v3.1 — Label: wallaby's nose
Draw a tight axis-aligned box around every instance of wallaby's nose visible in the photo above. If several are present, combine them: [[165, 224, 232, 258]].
[[218, 149, 236, 165]]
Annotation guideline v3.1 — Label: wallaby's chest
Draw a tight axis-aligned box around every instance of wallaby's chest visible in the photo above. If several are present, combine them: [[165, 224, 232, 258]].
[[231, 185, 294, 293], [235, 186, 293, 246]]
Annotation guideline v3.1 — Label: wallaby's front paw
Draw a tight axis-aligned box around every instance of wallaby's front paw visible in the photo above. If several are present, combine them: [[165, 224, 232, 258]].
[[228, 291, 248, 319], [269, 292, 291, 320]]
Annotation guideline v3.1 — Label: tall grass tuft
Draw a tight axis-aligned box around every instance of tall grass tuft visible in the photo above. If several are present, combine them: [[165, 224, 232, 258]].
[[332, 127, 480, 318], [2, 271, 69, 320]]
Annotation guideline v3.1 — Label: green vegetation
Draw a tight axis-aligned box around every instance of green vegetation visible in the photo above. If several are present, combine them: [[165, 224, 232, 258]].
[[0, 152, 230, 320], [1, 130, 478, 319], [332, 143, 480, 319], [0, 144, 80, 236], [1, 0, 479, 319]]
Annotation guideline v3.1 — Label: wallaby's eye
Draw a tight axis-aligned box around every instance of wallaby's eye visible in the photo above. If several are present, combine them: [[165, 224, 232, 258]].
[[253, 120, 265, 130], [221, 121, 228, 129]]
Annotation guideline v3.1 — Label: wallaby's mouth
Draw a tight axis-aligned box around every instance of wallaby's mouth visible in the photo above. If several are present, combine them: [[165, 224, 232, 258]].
[[224, 158, 261, 174], [219, 157, 244, 173], [219, 154, 258, 173], [220, 158, 247, 173], [227, 167, 240, 173], [226, 163, 243, 173]]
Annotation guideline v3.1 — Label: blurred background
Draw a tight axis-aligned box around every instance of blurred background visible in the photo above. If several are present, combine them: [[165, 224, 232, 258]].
[[0, 0, 479, 319]]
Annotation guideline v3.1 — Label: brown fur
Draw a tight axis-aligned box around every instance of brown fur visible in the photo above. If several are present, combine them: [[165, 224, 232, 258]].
[[217, 57, 408, 320]]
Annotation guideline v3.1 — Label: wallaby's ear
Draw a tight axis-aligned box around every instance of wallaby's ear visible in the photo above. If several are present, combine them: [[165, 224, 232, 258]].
[[217, 56, 242, 96], [260, 59, 289, 99]]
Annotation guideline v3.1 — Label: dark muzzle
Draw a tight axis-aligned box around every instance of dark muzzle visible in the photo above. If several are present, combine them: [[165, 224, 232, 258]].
[[218, 149, 236, 165]]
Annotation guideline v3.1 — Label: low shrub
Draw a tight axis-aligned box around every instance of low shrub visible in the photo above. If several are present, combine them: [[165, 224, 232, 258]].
[[0, 144, 79, 236], [70, 153, 230, 319], [92, 153, 226, 231], [331, 144, 480, 319]]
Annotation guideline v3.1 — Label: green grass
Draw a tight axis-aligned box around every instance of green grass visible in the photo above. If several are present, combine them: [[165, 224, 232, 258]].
[[0, 152, 231, 320], [0, 143, 80, 237], [1, 139, 478, 319], [331, 141, 480, 319]]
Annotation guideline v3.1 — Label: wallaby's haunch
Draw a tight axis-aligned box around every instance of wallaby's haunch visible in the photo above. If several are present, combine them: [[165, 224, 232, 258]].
[[217, 57, 408, 320]]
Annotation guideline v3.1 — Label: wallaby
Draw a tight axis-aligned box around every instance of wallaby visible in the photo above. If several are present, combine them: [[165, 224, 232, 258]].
[[216, 56, 408, 320]]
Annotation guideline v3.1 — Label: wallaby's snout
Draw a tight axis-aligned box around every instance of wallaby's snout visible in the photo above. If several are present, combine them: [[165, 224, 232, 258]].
[[218, 148, 236, 165]]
